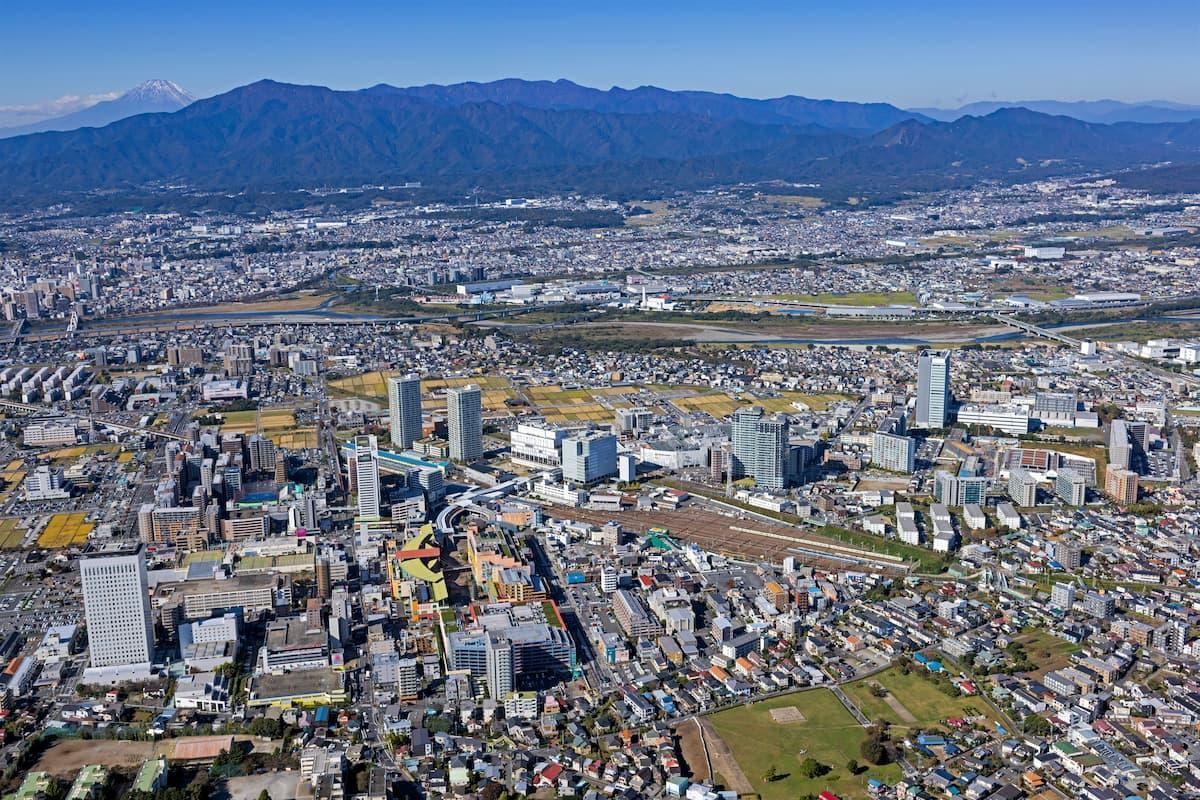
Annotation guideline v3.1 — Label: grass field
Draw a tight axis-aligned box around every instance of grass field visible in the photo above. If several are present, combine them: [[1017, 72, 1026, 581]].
[[0, 518, 25, 549], [842, 666, 1002, 733], [769, 291, 919, 307], [1013, 629, 1082, 678], [764, 194, 826, 208], [37, 512, 93, 548], [1062, 225, 1137, 240], [709, 689, 902, 799], [165, 291, 334, 315], [624, 200, 673, 226]]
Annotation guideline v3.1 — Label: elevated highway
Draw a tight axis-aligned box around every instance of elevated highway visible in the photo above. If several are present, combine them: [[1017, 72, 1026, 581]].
[[0, 398, 187, 442]]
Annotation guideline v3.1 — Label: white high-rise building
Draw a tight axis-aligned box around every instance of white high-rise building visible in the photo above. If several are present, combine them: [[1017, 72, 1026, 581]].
[[387, 374, 423, 450], [80, 543, 155, 673], [353, 434, 381, 518], [510, 420, 567, 468], [447, 385, 483, 463], [916, 350, 951, 428]]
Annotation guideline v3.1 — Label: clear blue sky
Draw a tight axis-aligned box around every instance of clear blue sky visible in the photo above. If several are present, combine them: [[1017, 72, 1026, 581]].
[[2, 0, 1198, 109]]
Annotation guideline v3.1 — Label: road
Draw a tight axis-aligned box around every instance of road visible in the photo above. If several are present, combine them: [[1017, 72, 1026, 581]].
[[830, 683, 916, 776]]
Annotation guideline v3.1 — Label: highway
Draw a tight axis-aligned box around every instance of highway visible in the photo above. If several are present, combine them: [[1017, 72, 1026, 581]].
[[0, 398, 187, 441]]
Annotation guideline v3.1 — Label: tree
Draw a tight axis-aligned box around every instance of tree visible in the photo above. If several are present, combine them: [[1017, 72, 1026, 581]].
[[846, 758, 860, 775], [763, 765, 777, 783], [798, 758, 828, 779], [860, 725, 891, 766], [1022, 715, 1052, 736], [257, 791, 272, 800], [860, 737, 888, 766]]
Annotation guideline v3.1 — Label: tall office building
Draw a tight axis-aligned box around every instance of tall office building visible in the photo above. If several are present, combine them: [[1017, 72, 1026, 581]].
[[1055, 469, 1087, 506], [247, 434, 277, 474], [614, 407, 655, 435], [1108, 420, 1133, 471], [1008, 467, 1039, 507], [934, 471, 990, 507], [387, 374, 423, 450], [730, 406, 789, 491], [561, 430, 618, 485], [79, 543, 155, 671], [447, 385, 483, 463], [1053, 540, 1084, 571], [353, 435, 381, 518], [915, 350, 951, 428], [485, 631, 514, 700], [396, 656, 421, 701], [1050, 582, 1076, 610], [871, 409, 915, 473], [1105, 467, 1139, 506]]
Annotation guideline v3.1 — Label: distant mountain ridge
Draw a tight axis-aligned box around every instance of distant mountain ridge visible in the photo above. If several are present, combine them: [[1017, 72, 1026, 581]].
[[1, 78, 1199, 206], [370, 78, 930, 132], [912, 98, 1200, 125], [0, 79, 194, 139]]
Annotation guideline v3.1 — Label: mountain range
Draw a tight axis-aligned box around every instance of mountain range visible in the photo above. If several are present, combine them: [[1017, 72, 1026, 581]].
[[0, 80, 195, 139], [911, 98, 1200, 125], [1, 78, 1199, 206]]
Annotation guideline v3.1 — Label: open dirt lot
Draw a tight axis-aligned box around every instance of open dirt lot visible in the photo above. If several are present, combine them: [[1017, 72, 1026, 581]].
[[675, 719, 711, 783], [35, 735, 279, 777], [36, 740, 168, 776], [769, 706, 807, 724]]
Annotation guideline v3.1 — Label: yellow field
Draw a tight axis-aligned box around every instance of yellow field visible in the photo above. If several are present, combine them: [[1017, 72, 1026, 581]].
[[219, 408, 297, 434], [37, 513, 93, 549], [0, 460, 26, 487], [117, 452, 134, 463], [672, 393, 744, 418], [672, 390, 850, 419], [326, 372, 509, 402], [324, 372, 848, 425], [44, 446, 86, 461], [0, 518, 25, 549], [274, 430, 318, 449]]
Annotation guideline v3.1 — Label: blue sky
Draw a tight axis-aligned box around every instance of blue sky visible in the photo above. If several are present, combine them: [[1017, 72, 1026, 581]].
[[2, 0, 1198, 115]]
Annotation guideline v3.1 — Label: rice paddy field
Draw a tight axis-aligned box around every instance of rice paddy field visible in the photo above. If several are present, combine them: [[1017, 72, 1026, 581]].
[[212, 408, 318, 450], [37, 512, 93, 549], [218, 408, 298, 434], [326, 372, 851, 426], [0, 460, 26, 501], [327, 373, 518, 412], [0, 518, 26, 549]]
